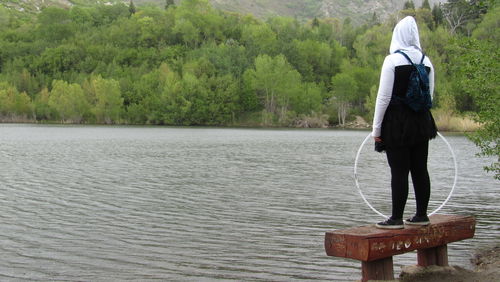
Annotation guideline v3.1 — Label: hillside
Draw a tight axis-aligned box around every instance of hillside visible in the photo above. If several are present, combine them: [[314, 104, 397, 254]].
[[1, 0, 116, 13], [2, 0, 447, 22], [208, 0, 447, 22], [134, 0, 448, 22]]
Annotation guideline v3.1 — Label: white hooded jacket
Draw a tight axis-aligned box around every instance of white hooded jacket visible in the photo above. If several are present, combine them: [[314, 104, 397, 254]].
[[371, 16, 434, 137]]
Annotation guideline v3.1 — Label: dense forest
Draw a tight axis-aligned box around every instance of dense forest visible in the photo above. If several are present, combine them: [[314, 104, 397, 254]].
[[0, 0, 498, 175]]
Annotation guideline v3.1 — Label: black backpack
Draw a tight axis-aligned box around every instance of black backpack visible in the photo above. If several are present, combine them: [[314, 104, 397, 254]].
[[395, 50, 432, 112]]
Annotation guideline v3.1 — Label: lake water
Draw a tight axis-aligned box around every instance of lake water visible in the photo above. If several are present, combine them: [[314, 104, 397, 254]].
[[0, 124, 498, 281]]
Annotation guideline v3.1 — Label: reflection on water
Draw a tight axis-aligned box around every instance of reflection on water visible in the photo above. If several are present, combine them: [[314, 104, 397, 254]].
[[0, 124, 497, 281]]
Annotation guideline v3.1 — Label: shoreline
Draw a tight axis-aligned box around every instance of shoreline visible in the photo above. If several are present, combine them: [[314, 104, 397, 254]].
[[0, 120, 474, 135], [0, 113, 480, 133]]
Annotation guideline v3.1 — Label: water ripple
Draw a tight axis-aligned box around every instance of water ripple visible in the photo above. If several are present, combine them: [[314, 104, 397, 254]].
[[0, 125, 497, 281]]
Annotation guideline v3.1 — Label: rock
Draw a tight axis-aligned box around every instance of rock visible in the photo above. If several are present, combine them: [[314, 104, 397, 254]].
[[342, 115, 371, 129]]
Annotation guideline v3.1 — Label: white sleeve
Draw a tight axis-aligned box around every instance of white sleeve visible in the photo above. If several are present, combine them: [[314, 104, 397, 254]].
[[428, 60, 435, 100], [371, 57, 395, 137]]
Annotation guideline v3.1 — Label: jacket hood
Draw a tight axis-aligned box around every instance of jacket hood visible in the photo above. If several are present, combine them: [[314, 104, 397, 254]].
[[389, 16, 422, 53]]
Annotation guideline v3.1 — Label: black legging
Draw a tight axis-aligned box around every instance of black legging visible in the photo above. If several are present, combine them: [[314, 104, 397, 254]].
[[385, 141, 430, 220]]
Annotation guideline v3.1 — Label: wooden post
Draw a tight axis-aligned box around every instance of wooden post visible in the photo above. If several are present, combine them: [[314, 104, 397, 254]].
[[436, 245, 449, 266], [418, 245, 448, 267], [361, 257, 394, 281]]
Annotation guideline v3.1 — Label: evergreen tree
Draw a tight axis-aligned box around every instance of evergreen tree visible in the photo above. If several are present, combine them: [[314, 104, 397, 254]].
[[165, 0, 175, 10], [129, 0, 136, 15], [432, 4, 444, 26], [421, 0, 431, 10], [404, 1, 415, 10], [370, 11, 379, 25], [312, 17, 320, 28]]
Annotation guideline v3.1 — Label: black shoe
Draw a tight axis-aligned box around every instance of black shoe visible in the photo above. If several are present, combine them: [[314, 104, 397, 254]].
[[404, 215, 430, 226], [375, 218, 404, 229]]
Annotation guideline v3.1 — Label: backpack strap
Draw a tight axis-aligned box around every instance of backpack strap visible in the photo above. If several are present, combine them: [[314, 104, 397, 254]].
[[395, 50, 414, 65], [395, 50, 426, 65], [420, 52, 426, 64]]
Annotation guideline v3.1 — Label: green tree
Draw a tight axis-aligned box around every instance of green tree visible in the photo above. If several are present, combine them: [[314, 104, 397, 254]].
[[34, 44, 85, 76], [352, 23, 392, 68], [156, 65, 190, 125], [421, 0, 431, 10], [244, 54, 301, 124], [370, 12, 380, 26], [312, 17, 320, 28], [34, 87, 55, 120], [442, 0, 487, 34], [187, 42, 249, 79], [174, 0, 224, 44], [203, 74, 239, 125], [88, 76, 123, 124], [290, 82, 323, 115], [415, 7, 436, 30], [432, 4, 445, 26], [404, 1, 416, 10], [267, 16, 301, 55], [49, 80, 89, 123], [331, 73, 358, 126], [69, 7, 93, 28], [364, 85, 378, 123], [338, 17, 359, 53], [339, 61, 378, 113], [37, 7, 76, 42], [90, 3, 130, 26], [0, 83, 33, 120], [129, 0, 136, 15], [12, 69, 40, 98], [472, 5, 500, 44], [136, 16, 159, 47], [0, 7, 10, 31], [448, 37, 499, 179], [290, 39, 333, 84], [241, 23, 278, 58], [165, 0, 175, 10], [173, 19, 200, 47]]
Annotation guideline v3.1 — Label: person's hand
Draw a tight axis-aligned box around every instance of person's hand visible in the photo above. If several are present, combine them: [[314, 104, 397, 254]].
[[374, 136, 385, 152]]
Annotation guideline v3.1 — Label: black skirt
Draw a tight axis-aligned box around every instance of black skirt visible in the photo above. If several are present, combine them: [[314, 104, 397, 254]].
[[380, 104, 437, 149]]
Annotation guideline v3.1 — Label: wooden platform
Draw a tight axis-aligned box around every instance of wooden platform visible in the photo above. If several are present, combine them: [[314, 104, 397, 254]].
[[324, 214, 475, 281]]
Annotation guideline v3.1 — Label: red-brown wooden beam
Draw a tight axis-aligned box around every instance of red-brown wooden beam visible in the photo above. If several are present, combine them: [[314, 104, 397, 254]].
[[325, 214, 475, 262]]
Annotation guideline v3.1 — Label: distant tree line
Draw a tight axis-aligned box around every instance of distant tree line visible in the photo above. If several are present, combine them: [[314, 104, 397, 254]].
[[0, 0, 494, 124]]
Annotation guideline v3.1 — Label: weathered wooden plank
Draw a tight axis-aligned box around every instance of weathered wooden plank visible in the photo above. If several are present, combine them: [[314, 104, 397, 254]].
[[325, 214, 475, 261]]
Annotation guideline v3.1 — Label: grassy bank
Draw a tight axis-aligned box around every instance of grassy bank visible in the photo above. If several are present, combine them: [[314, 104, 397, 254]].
[[432, 109, 481, 132], [1, 110, 483, 133]]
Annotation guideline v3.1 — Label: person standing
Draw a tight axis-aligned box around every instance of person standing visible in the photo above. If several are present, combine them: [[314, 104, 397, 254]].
[[372, 16, 437, 229]]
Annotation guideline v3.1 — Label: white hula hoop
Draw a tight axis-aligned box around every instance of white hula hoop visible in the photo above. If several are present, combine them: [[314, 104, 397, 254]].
[[353, 132, 458, 218]]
